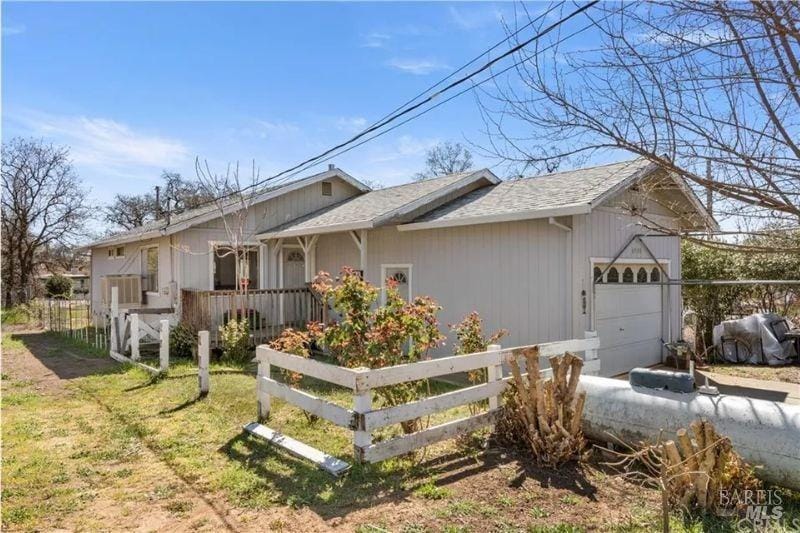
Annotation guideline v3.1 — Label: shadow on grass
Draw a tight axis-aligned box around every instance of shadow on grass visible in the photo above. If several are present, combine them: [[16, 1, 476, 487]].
[[122, 368, 253, 392], [11, 331, 125, 380], [218, 427, 599, 519], [219, 431, 413, 519]]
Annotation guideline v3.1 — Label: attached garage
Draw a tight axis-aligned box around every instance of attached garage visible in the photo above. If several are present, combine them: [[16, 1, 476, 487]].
[[593, 261, 669, 377]]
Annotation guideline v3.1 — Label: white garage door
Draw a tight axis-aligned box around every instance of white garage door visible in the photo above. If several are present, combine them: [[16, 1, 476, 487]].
[[595, 264, 665, 377]]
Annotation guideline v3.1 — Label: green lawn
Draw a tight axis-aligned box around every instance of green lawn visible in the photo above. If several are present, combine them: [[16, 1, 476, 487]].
[[3, 329, 799, 532]]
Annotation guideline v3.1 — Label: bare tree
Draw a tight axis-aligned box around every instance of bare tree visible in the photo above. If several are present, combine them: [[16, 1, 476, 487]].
[[414, 141, 474, 181], [194, 159, 260, 312], [104, 171, 225, 230], [477, 1, 800, 244], [1, 138, 92, 304]]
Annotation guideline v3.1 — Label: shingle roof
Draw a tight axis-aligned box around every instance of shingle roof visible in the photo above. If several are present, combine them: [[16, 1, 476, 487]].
[[86, 168, 369, 248], [258, 170, 497, 237], [406, 158, 654, 226]]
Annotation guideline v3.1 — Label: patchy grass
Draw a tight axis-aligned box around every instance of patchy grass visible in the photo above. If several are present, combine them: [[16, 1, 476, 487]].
[[707, 363, 800, 385], [4, 330, 800, 531], [1, 305, 35, 325]]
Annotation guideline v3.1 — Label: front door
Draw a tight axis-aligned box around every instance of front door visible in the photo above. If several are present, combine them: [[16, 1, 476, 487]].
[[282, 248, 305, 324], [382, 265, 411, 303]]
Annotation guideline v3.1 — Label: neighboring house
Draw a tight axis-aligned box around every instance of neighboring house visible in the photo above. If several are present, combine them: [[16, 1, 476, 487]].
[[38, 266, 91, 297], [87, 159, 716, 376]]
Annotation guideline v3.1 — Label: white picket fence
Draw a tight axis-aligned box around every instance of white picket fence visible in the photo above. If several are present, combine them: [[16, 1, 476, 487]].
[[108, 286, 171, 375], [250, 332, 599, 473]]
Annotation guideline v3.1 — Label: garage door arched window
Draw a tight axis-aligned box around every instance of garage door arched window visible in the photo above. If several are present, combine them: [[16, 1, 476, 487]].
[[650, 267, 661, 282], [606, 267, 619, 283], [637, 267, 648, 283], [622, 267, 634, 283], [593, 266, 603, 283]]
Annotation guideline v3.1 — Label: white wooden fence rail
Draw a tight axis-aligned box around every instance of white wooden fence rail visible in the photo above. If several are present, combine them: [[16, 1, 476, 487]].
[[251, 332, 600, 471]]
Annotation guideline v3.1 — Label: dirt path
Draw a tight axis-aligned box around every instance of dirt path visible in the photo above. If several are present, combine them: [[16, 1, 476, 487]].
[[2, 328, 249, 532]]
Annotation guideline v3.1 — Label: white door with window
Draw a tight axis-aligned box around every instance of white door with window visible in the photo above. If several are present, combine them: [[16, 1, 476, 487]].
[[281, 248, 305, 323], [594, 262, 666, 377], [382, 265, 412, 303]]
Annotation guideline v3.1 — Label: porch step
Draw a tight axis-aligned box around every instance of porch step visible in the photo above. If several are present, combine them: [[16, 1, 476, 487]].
[[243, 422, 351, 476]]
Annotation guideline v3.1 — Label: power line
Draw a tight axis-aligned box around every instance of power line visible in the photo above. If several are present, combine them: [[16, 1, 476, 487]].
[[170, 1, 601, 228]]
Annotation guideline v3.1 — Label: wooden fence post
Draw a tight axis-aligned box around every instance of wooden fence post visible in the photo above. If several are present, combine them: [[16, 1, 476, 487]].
[[486, 343, 503, 410], [159, 319, 170, 372], [255, 347, 271, 421], [110, 287, 119, 354], [130, 313, 140, 360], [353, 367, 372, 463], [198, 330, 210, 396]]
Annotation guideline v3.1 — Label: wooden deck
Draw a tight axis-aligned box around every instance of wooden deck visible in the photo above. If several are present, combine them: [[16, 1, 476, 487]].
[[181, 287, 325, 346]]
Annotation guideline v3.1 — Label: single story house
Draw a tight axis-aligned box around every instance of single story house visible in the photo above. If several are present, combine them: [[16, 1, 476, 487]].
[[87, 158, 716, 376], [37, 266, 91, 297]]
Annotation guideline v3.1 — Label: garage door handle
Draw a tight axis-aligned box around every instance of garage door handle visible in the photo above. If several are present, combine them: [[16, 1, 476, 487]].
[[619, 327, 625, 331]]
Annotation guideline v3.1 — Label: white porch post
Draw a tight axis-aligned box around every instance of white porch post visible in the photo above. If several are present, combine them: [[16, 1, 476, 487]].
[[359, 230, 368, 279], [270, 238, 283, 288], [349, 230, 368, 280], [297, 235, 319, 283]]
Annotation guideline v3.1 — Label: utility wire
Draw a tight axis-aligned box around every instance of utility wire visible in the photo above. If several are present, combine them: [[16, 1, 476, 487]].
[[168, 1, 600, 227]]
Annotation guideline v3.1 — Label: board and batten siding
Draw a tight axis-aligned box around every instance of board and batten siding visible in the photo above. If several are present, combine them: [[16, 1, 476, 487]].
[[315, 218, 571, 356], [91, 176, 363, 311], [580, 206, 682, 351], [90, 235, 173, 311], [315, 204, 681, 362]]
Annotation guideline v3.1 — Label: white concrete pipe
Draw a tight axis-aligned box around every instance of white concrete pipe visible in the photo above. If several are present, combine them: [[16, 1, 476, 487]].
[[579, 375, 800, 490]]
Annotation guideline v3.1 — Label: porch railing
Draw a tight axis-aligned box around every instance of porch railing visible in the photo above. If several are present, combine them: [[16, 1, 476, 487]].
[[181, 287, 324, 346]]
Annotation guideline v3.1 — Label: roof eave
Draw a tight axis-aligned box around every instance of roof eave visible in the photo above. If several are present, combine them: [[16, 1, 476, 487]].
[[256, 221, 374, 240], [588, 161, 719, 232], [397, 204, 592, 232]]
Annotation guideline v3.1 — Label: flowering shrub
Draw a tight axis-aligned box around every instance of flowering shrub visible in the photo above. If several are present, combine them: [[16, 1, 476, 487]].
[[450, 311, 508, 414], [269, 327, 318, 423], [312, 267, 445, 433], [219, 318, 250, 363]]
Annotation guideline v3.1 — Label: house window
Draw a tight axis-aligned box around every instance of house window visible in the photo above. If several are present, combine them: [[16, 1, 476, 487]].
[[213, 246, 259, 290], [622, 267, 634, 283], [381, 265, 412, 303], [606, 267, 619, 283], [142, 247, 159, 292], [651, 267, 661, 282], [593, 266, 603, 283], [321, 181, 332, 196], [637, 267, 648, 283], [108, 246, 125, 259]]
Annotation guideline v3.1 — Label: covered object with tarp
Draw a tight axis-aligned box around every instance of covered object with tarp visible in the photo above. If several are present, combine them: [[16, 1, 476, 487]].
[[712, 313, 796, 365]]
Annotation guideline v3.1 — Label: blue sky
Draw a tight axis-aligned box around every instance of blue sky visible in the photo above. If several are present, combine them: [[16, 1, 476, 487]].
[[3, 1, 598, 219]]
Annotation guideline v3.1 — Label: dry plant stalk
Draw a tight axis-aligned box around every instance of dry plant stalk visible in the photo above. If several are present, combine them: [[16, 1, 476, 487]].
[[660, 419, 761, 513], [506, 348, 588, 467]]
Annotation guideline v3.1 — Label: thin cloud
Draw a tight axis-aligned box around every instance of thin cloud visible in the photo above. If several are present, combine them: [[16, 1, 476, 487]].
[[448, 5, 506, 30], [10, 110, 189, 173], [335, 116, 368, 132], [361, 32, 391, 48], [387, 57, 450, 75], [2, 23, 26, 36]]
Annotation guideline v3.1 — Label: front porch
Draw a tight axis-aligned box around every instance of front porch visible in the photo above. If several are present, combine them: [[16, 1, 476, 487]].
[[180, 286, 326, 347]]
